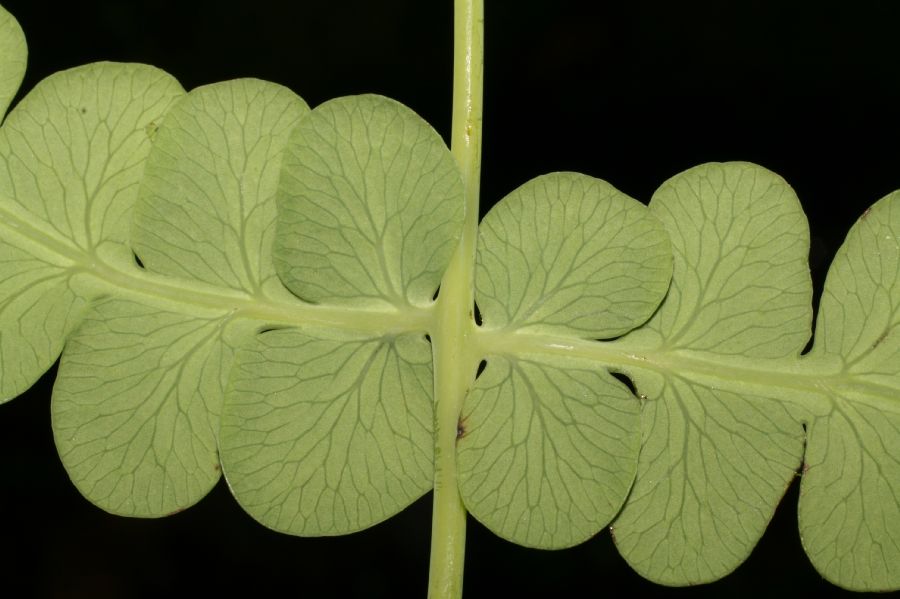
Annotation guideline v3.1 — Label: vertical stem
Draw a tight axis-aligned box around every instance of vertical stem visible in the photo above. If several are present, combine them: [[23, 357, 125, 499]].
[[428, 0, 483, 598]]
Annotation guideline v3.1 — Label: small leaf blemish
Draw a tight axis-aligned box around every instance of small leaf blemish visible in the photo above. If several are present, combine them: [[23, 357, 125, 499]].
[[456, 414, 468, 440], [145, 120, 158, 140]]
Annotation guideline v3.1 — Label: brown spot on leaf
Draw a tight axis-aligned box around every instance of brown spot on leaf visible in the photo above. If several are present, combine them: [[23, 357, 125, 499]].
[[456, 414, 469, 441]]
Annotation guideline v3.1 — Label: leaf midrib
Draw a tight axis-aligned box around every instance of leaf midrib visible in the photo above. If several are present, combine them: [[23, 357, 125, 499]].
[[480, 330, 900, 416], [0, 202, 431, 336]]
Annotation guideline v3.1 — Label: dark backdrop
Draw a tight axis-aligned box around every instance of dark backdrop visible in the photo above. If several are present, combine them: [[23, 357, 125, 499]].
[[0, 1, 897, 597]]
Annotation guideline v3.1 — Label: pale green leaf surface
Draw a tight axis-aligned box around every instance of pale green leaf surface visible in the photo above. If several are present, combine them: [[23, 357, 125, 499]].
[[0, 219, 91, 399], [52, 298, 243, 516], [464, 171, 670, 548], [0, 62, 185, 253], [622, 162, 812, 358], [220, 328, 434, 535], [51, 76, 317, 516], [0, 4, 26, 120], [800, 405, 900, 591], [217, 92, 467, 534], [809, 191, 900, 384], [800, 192, 900, 591], [457, 354, 640, 548], [610, 378, 804, 585], [133, 78, 309, 298], [476, 172, 672, 339], [274, 94, 465, 309], [0, 63, 184, 400], [611, 162, 812, 584]]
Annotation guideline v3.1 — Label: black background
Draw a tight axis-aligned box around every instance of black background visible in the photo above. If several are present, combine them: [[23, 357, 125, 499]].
[[0, 1, 898, 597]]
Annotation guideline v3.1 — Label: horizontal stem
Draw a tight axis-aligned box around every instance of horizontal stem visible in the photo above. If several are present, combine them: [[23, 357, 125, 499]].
[[477, 329, 900, 415]]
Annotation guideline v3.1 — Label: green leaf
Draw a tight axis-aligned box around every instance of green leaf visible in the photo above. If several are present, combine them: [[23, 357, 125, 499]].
[[274, 94, 465, 309], [799, 191, 900, 591], [610, 162, 812, 584], [220, 329, 434, 535], [457, 353, 639, 548], [52, 297, 246, 516], [475, 172, 672, 339], [0, 62, 184, 401], [49, 78, 311, 516], [611, 378, 806, 584], [132, 78, 309, 298], [622, 162, 812, 358], [220, 93, 467, 534], [0, 4, 25, 120], [461, 172, 672, 548], [463, 162, 898, 590], [0, 68, 462, 520]]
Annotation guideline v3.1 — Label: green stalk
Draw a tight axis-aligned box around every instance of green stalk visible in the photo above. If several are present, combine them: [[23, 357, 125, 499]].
[[427, 0, 483, 597]]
